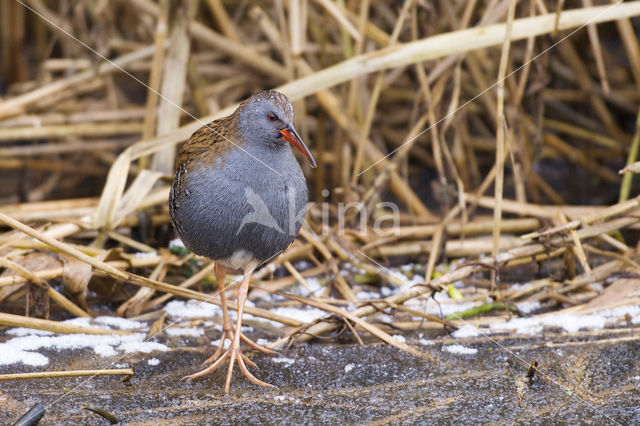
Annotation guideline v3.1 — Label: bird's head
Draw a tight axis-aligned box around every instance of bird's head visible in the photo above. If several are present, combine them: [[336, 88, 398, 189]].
[[237, 91, 316, 168]]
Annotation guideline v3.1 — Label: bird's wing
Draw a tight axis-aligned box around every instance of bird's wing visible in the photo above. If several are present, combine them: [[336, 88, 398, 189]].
[[175, 115, 241, 170]]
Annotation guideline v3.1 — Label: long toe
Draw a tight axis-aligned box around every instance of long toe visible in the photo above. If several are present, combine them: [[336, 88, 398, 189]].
[[203, 330, 235, 365], [237, 354, 277, 389], [240, 333, 279, 355], [240, 352, 258, 369], [183, 349, 231, 381], [224, 347, 238, 393]]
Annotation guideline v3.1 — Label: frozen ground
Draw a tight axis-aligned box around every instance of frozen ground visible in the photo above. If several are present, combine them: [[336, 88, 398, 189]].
[[2, 263, 640, 424]]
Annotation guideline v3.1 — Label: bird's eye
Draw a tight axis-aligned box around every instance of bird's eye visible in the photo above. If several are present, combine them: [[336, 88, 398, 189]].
[[267, 113, 277, 122]]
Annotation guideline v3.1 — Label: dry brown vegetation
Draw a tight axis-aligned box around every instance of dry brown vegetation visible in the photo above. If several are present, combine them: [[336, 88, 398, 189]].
[[1, 0, 640, 365]]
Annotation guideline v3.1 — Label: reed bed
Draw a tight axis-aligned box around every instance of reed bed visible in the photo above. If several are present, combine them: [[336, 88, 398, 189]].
[[1, 0, 640, 359]]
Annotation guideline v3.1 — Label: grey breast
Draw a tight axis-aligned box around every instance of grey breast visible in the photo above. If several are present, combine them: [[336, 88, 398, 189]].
[[171, 144, 308, 263]]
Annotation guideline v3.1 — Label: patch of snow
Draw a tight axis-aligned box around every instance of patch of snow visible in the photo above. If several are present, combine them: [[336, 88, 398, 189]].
[[148, 358, 161, 366], [297, 277, 324, 297], [164, 299, 221, 319], [357, 290, 381, 300], [169, 238, 185, 249], [256, 338, 270, 347], [376, 314, 393, 323], [63, 317, 92, 327], [392, 334, 406, 343], [294, 260, 311, 270], [344, 363, 355, 373], [508, 282, 530, 291], [251, 306, 326, 327], [432, 292, 450, 302], [589, 282, 604, 292], [389, 271, 410, 287], [213, 337, 231, 350], [419, 339, 435, 346], [272, 357, 295, 366], [135, 251, 157, 258], [490, 317, 542, 335], [0, 346, 49, 367], [164, 327, 204, 337], [443, 344, 478, 355], [490, 305, 640, 335], [515, 301, 540, 314], [0, 332, 168, 367], [94, 316, 146, 330], [116, 339, 169, 354], [452, 324, 481, 338], [6, 328, 53, 337], [407, 274, 425, 286]]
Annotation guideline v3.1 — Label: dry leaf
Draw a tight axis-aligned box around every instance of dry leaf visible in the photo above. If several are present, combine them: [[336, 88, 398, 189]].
[[86, 248, 129, 302], [59, 253, 94, 312], [94, 147, 132, 230], [147, 311, 167, 339], [117, 262, 166, 318], [112, 169, 164, 227], [573, 278, 640, 314]]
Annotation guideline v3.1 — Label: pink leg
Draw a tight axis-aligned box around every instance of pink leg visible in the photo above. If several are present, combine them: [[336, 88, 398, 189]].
[[203, 263, 234, 364], [183, 266, 277, 393], [203, 263, 276, 366]]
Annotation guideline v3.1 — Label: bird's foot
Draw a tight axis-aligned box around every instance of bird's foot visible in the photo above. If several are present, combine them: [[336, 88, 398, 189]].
[[183, 333, 277, 393], [202, 328, 277, 366]]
